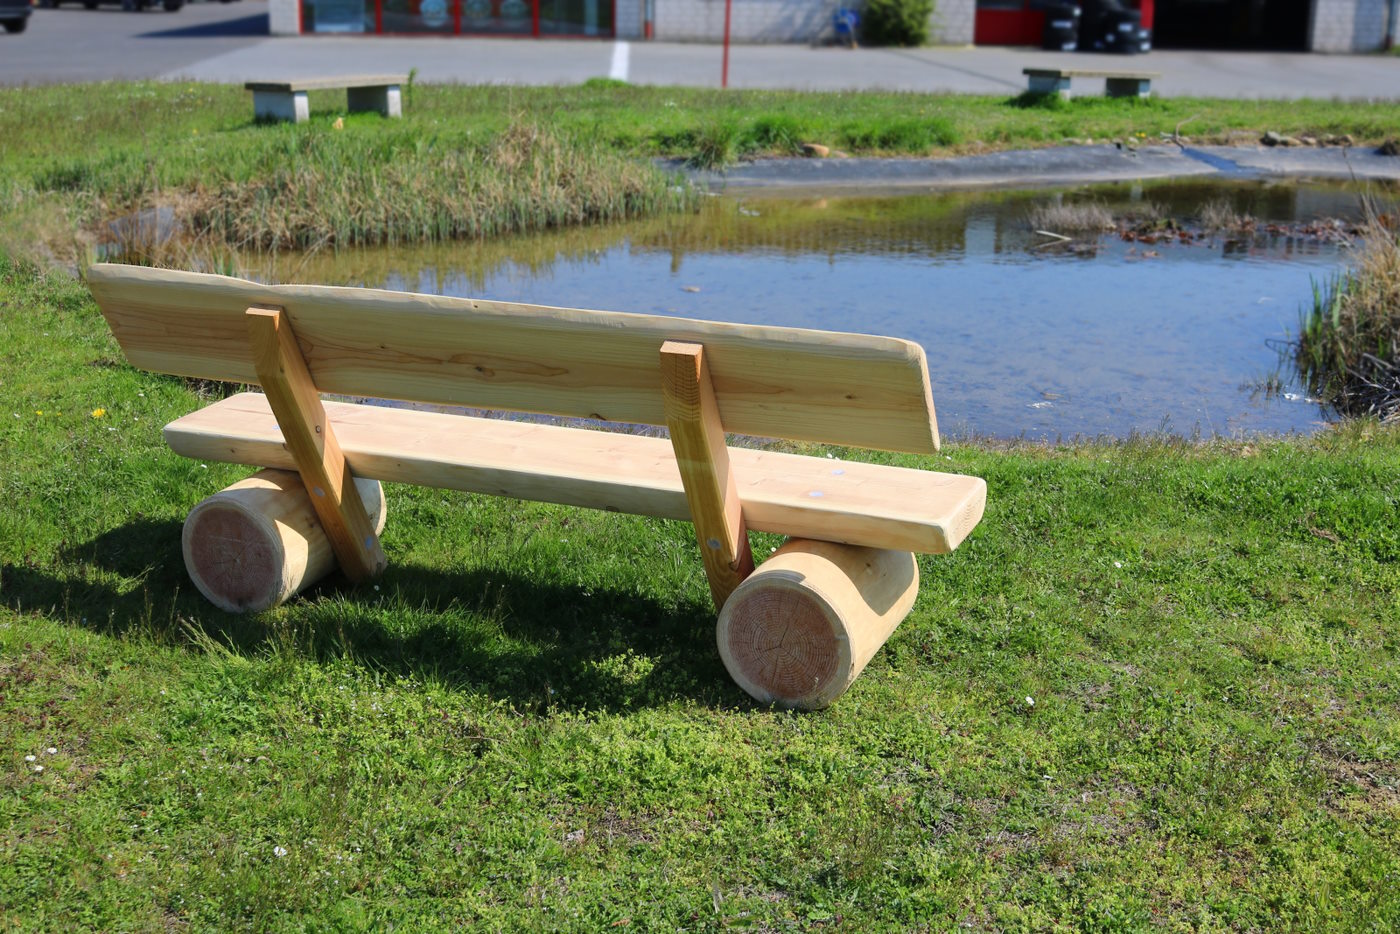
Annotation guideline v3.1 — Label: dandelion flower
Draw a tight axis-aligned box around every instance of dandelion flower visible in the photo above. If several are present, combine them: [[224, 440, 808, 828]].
[[91, 408, 106, 419]]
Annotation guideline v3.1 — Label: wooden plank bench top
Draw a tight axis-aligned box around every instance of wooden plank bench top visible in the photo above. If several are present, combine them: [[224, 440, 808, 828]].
[[165, 392, 985, 556], [244, 75, 409, 94], [88, 262, 986, 709]]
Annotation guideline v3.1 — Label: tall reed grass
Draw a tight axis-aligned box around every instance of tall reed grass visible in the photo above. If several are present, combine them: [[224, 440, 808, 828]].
[[43, 122, 694, 254], [1296, 215, 1400, 418]]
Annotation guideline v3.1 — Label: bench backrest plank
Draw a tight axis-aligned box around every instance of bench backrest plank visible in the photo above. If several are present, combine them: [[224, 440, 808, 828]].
[[88, 264, 940, 454]]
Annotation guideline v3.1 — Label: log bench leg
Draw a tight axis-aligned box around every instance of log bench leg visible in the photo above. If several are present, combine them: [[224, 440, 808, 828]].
[[1027, 74, 1072, 99], [347, 84, 403, 119], [252, 89, 309, 124], [1105, 77, 1152, 99], [182, 469, 387, 613], [716, 539, 919, 710]]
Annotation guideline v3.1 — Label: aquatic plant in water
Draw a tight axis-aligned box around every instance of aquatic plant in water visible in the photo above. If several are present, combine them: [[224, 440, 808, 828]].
[[1296, 213, 1400, 419]]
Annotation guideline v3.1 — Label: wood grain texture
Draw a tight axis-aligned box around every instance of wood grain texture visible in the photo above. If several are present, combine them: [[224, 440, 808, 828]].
[[660, 342, 755, 609], [716, 539, 919, 709], [183, 469, 387, 612], [88, 263, 940, 454], [164, 393, 986, 555], [246, 308, 386, 582]]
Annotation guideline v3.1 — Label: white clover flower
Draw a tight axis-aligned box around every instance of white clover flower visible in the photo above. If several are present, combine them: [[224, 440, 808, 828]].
[[273, 845, 288, 858], [24, 754, 35, 762], [1025, 696, 1035, 707]]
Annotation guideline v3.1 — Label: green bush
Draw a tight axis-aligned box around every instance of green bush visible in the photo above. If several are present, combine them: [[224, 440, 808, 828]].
[[862, 0, 934, 46]]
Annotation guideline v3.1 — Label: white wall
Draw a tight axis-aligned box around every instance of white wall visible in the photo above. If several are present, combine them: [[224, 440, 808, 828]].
[[1309, 0, 1392, 51], [268, 0, 300, 35], [931, 0, 973, 45]]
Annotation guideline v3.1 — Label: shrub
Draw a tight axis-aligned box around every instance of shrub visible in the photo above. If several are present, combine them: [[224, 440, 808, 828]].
[[862, 0, 934, 47]]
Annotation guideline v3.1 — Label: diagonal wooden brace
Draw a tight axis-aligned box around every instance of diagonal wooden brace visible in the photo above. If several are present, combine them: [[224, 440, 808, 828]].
[[660, 340, 755, 609], [246, 306, 387, 583]]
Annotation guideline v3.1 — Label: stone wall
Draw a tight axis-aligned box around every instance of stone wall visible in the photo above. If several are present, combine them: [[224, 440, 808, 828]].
[[1308, 0, 1392, 51]]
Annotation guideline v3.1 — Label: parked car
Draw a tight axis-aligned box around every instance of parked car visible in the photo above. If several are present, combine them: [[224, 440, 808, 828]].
[[41, 0, 185, 10], [1, 0, 32, 33]]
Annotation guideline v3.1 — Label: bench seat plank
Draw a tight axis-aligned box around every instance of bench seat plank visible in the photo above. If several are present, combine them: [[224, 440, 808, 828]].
[[165, 393, 986, 555], [88, 264, 940, 456]]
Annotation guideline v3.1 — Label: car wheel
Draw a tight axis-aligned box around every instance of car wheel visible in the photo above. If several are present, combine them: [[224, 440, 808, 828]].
[[163, 0, 182, 9], [83, 1, 97, 7], [1, 17, 27, 32], [120, 0, 135, 9]]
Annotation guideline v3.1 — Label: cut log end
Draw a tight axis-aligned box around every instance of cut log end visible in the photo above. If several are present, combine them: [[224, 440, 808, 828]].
[[716, 539, 919, 710], [182, 469, 386, 613]]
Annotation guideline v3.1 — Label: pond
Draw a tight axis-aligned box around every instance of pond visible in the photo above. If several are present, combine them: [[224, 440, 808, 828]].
[[245, 178, 1387, 440]]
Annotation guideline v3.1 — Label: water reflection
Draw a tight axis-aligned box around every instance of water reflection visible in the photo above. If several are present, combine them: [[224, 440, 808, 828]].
[[241, 179, 1391, 440]]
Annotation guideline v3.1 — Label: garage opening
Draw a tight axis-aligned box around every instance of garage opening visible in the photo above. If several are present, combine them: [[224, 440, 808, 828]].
[[1152, 0, 1312, 49]]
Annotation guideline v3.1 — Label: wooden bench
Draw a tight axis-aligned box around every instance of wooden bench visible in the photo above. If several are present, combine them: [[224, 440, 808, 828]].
[[1023, 67, 1159, 100], [244, 75, 407, 124], [87, 263, 986, 710]]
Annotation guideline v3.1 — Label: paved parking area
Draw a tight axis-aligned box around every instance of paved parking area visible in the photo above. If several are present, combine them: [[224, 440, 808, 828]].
[[2, 1, 1399, 99]]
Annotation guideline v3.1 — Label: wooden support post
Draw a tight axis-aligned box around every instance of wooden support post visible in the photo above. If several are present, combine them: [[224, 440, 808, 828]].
[[246, 306, 387, 582], [660, 340, 754, 609]]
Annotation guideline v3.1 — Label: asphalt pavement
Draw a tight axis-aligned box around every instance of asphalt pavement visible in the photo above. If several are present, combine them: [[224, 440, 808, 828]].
[[2, 1, 1399, 100]]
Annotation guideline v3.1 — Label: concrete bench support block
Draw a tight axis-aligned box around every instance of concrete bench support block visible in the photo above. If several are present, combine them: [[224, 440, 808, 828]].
[[1106, 77, 1152, 98], [253, 89, 309, 124], [347, 84, 402, 118], [1027, 74, 1073, 99]]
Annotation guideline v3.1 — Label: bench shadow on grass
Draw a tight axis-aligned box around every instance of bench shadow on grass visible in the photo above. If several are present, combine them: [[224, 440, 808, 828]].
[[3, 518, 736, 713]]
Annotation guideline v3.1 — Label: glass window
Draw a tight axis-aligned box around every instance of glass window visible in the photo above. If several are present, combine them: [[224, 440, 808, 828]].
[[303, 0, 372, 32], [382, 0, 457, 32], [461, 0, 534, 34], [539, 0, 612, 35]]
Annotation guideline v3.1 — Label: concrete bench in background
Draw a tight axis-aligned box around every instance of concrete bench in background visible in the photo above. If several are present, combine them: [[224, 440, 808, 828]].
[[244, 75, 407, 124], [1023, 67, 1159, 99]]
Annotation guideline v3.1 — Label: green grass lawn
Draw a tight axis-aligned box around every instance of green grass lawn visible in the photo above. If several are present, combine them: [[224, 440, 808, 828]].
[[3, 257, 1399, 929], [1, 81, 1397, 261]]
